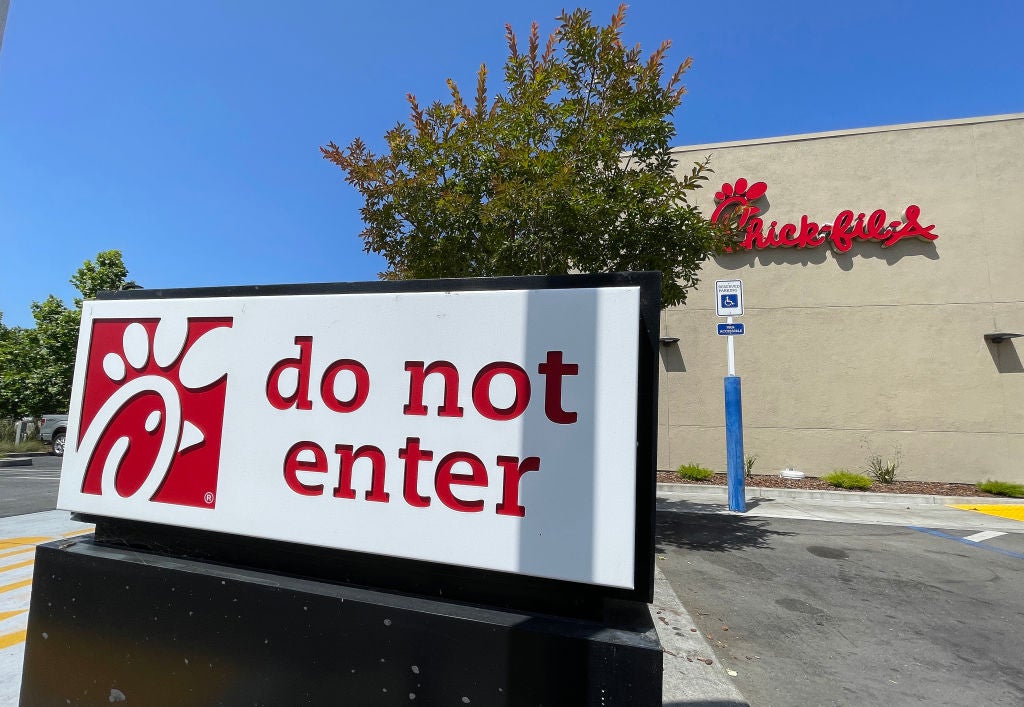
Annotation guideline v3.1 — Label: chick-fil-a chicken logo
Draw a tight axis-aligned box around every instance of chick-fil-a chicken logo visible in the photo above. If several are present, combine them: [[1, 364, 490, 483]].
[[710, 178, 939, 253], [76, 317, 233, 508]]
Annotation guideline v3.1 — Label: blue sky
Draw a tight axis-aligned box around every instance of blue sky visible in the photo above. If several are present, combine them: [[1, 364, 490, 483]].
[[1, 0, 1021, 327]]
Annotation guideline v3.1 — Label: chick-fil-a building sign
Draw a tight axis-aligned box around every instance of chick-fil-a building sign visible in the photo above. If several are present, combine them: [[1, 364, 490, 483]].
[[711, 178, 939, 252], [56, 276, 654, 592]]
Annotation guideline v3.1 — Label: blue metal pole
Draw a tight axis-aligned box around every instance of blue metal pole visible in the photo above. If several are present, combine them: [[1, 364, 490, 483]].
[[724, 375, 746, 512]]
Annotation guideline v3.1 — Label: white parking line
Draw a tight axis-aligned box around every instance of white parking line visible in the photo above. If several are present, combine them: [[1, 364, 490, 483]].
[[963, 530, 1007, 543], [0, 477, 60, 481], [0, 470, 60, 474]]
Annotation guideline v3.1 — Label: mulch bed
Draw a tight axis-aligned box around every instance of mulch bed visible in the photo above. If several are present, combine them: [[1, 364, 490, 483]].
[[656, 471, 997, 498]]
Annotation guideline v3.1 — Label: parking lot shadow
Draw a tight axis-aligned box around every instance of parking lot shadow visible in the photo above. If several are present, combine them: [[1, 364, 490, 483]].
[[655, 501, 794, 553]]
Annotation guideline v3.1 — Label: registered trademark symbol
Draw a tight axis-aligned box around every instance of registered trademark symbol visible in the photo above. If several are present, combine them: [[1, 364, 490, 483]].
[[204, 491, 215, 504]]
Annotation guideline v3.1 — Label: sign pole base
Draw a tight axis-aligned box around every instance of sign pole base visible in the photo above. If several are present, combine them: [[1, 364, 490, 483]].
[[724, 376, 746, 512], [21, 537, 663, 705]]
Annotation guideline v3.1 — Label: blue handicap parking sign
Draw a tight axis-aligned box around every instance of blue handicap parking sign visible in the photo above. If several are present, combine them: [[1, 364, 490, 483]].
[[715, 279, 744, 316]]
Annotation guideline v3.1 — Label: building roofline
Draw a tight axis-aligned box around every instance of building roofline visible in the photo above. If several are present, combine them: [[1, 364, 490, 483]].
[[669, 113, 1024, 153]]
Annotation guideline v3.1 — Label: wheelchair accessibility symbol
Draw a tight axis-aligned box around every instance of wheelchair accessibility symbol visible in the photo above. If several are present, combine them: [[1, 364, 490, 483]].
[[715, 279, 744, 316]]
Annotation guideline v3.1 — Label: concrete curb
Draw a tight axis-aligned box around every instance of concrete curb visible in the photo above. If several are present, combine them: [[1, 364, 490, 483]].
[[1, 451, 49, 458], [650, 566, 748, 706], [657, 483, 1024, 506], [0, 457, 33, 468]]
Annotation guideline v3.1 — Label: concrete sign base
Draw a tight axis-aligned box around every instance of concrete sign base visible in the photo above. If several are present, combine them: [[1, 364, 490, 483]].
[[21, 537, 663, 705]]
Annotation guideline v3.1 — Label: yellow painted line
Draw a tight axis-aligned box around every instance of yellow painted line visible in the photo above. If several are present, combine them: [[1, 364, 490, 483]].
[[950, 504, 1024, 521], [61, 528, 94, 538], [0, 609, 26, 622], [0, 578, 32, 595], [0, 629, 26, 650], [0, 558, 34, 574], [0, 546, 34, 560], [0, 537, 51, 552]]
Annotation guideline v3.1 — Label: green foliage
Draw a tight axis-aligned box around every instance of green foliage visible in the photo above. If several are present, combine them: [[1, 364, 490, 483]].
[[744, 454, 758, 479], [0, 418, 14, 444], [976, 480, 1024, 498], [866, 447, 901, 484], [0, 418, 42, 450], [0, 439, 47, 455], [322, 5, 732, 308], [0, 296, 81, 417], [676, 462, 715, 481], [823, 470, 873, 490], [0, 250, 138, 418], [70, 250, 140, 306]]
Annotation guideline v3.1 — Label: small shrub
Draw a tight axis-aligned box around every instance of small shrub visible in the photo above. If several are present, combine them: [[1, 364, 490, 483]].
[[0, 439, 47, 455], [677, 463, 715, 482], [976, 480, 1024, 498], [744, 454, 759, 479], [0, 419, 42, 447], [866, 447, 901, 484], [822, 470, 873, 490]]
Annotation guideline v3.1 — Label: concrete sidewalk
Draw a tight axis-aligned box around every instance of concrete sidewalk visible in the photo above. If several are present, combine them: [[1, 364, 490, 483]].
[[657, 483, 1024, 531], [650, 483, 1024, 705], [651, 564, 749, 706], [0, 511, 95, 706]]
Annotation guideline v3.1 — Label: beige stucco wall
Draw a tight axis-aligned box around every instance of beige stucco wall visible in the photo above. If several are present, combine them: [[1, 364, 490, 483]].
[[661, 114, 1024, 483]]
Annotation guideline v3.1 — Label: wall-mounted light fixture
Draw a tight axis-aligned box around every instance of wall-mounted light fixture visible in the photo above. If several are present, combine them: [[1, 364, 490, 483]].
[[659, 337, 680, 346], [984, 332, 1023, 344]]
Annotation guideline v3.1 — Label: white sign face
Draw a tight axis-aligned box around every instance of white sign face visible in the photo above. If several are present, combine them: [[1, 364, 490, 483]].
[[715, 279, 744, 316], [57, 286, 641, 589]]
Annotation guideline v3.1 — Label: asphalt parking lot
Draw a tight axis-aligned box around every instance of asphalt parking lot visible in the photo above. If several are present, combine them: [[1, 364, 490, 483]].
[[0, 456, 61, 518], [656, 511, 1024, 706]]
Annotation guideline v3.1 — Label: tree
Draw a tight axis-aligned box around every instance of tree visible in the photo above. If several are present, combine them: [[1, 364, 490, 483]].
[[322, 4, 731, 307], [0, 250, 138, 418], [70, 249, 139, 306], [0, 313, 15, 417]]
